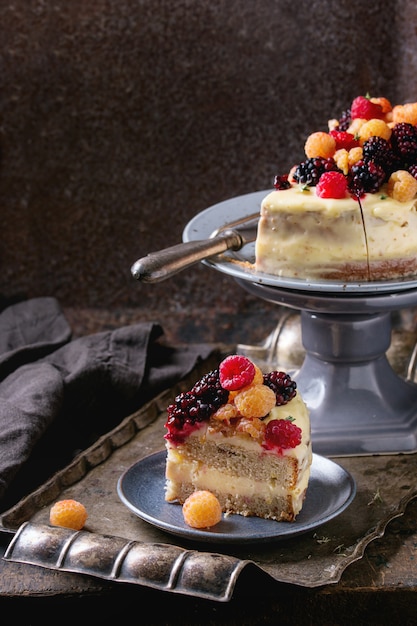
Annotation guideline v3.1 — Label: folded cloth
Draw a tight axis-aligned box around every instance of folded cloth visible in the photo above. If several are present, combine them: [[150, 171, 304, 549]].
[[0, 297, 215, 510]]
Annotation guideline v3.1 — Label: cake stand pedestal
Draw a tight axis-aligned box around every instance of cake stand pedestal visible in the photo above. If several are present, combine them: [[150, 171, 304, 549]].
[[236, 279, 417, 456]]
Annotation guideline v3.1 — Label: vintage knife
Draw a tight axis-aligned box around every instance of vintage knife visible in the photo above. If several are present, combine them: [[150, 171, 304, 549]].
[[131, 213, 259, 283]]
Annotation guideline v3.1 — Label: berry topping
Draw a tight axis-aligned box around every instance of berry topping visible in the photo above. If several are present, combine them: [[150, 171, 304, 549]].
[[192, 369, 228, 403], [304, 131, 336, 159], [390, 122, 417, 162], [316, 171, 348, 199], [392, 102, 417, 125], [164, 356, 302, 453], [274, 174, 291, 190], [362, 136, 397, 174], [219, 354, 256, 391], [370, 96, 392, 114], [182, 490, 222, 528], [337, 108, 351, 131], [263, 419, 302, 453], [329, 130, 359, 151], [387, 170, 417, 202], [350, 95, 384, 120], [165, 370, 228, 444], [263, 371, 297, 405], [50, 499, 88, 530], [234, 383, 276, 418], [292, 157, 341, 187], [272, 97, 417, 203], [348, 159, 386, 197]]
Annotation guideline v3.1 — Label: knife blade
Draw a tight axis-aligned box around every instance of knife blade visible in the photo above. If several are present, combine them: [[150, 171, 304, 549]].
[[131, 213, 259, 283]]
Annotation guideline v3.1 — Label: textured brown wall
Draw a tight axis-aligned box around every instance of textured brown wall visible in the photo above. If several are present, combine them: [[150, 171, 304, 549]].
[[0, 0, 415, 337]]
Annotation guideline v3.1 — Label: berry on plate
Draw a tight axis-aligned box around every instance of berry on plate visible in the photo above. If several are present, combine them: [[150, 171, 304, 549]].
[[182, 490, 222, 528]]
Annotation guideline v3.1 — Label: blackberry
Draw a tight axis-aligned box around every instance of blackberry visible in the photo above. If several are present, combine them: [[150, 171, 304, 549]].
[[390, 122, 417, 164], [263, 371, 297, 406], [166, 370, 229, 436], [337, 108, 351, 132], [362, 136, 398, 175], [274, 174, 291, 190], [166, 391, 206, 425], [348, 159, 386, 197], [192, 369, 228, 404], [292, 157, 340, 187], [192, 370, 228, 412]]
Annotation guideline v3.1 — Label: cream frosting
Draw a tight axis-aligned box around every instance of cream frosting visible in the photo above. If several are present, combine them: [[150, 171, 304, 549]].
[[256, 184, 417, 280]]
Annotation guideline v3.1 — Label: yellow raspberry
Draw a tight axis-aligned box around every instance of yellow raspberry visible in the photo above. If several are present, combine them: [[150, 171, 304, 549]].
[[182, 490, 222, 528], [236, 416, 265, 440], [387, 170, 417, 202], [357, 118, 392, 146], [234, 384, 276, 418], [347, 146, 363, 167], [327, 118, 339, 131], [392, 102, 417, 126], [50, 499, 88, 530], [347, 117, 366, 136], [334, 148, 349, 175], [252, 364, 265, 385], [212, 402, 239, 421], [304, 131, 336, 159]]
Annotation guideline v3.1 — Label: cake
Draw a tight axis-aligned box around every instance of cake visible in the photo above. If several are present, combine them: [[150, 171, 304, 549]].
[[164, 354, 312, 522], [255, 95, 417, 282]]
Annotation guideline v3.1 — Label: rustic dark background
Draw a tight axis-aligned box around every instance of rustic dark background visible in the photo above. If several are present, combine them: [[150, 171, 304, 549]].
[[1, 0, 416, 343]]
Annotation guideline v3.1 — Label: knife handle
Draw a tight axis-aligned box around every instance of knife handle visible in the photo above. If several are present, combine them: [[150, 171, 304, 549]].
[[131, 230, 242, 283]]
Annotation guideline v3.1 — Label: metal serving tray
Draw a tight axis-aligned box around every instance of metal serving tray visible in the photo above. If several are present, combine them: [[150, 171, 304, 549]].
[[1, 354, 417, 601]]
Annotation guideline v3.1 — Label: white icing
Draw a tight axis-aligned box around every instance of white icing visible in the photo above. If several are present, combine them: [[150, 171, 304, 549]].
[[256, 185, 417, 277]]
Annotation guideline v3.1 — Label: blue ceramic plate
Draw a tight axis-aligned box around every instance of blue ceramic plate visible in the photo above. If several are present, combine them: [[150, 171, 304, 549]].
[[117, 451, 356, 544]]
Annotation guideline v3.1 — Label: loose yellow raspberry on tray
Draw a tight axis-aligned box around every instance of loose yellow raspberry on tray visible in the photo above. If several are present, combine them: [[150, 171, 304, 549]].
[[182, 490, 222, 529], [49, 499, 88, 530]]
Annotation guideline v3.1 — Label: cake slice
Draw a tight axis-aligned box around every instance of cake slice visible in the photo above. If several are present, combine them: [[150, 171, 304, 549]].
[[164, 355, 312, 522]]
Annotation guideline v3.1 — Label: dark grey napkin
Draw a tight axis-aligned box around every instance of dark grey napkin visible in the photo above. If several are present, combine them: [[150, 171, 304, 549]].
[[0, 297, 214, 509]]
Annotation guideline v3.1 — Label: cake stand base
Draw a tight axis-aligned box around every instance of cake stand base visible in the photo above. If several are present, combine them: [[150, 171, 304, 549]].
[[237, 279, 417, 456], [295, 311, 417, 456]]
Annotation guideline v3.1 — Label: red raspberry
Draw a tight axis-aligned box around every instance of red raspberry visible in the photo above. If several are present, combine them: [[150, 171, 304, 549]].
[[329, 130, 359, 151], [350, 95, 383, 120], [263, 419, 302, 453], [316, 171, 347, 199], [219, 355, 256, 391]]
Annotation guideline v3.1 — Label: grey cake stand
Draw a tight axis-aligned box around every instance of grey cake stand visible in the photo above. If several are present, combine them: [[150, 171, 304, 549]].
[[236, 279, 417, 456], [183, 190, 417, 456]]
